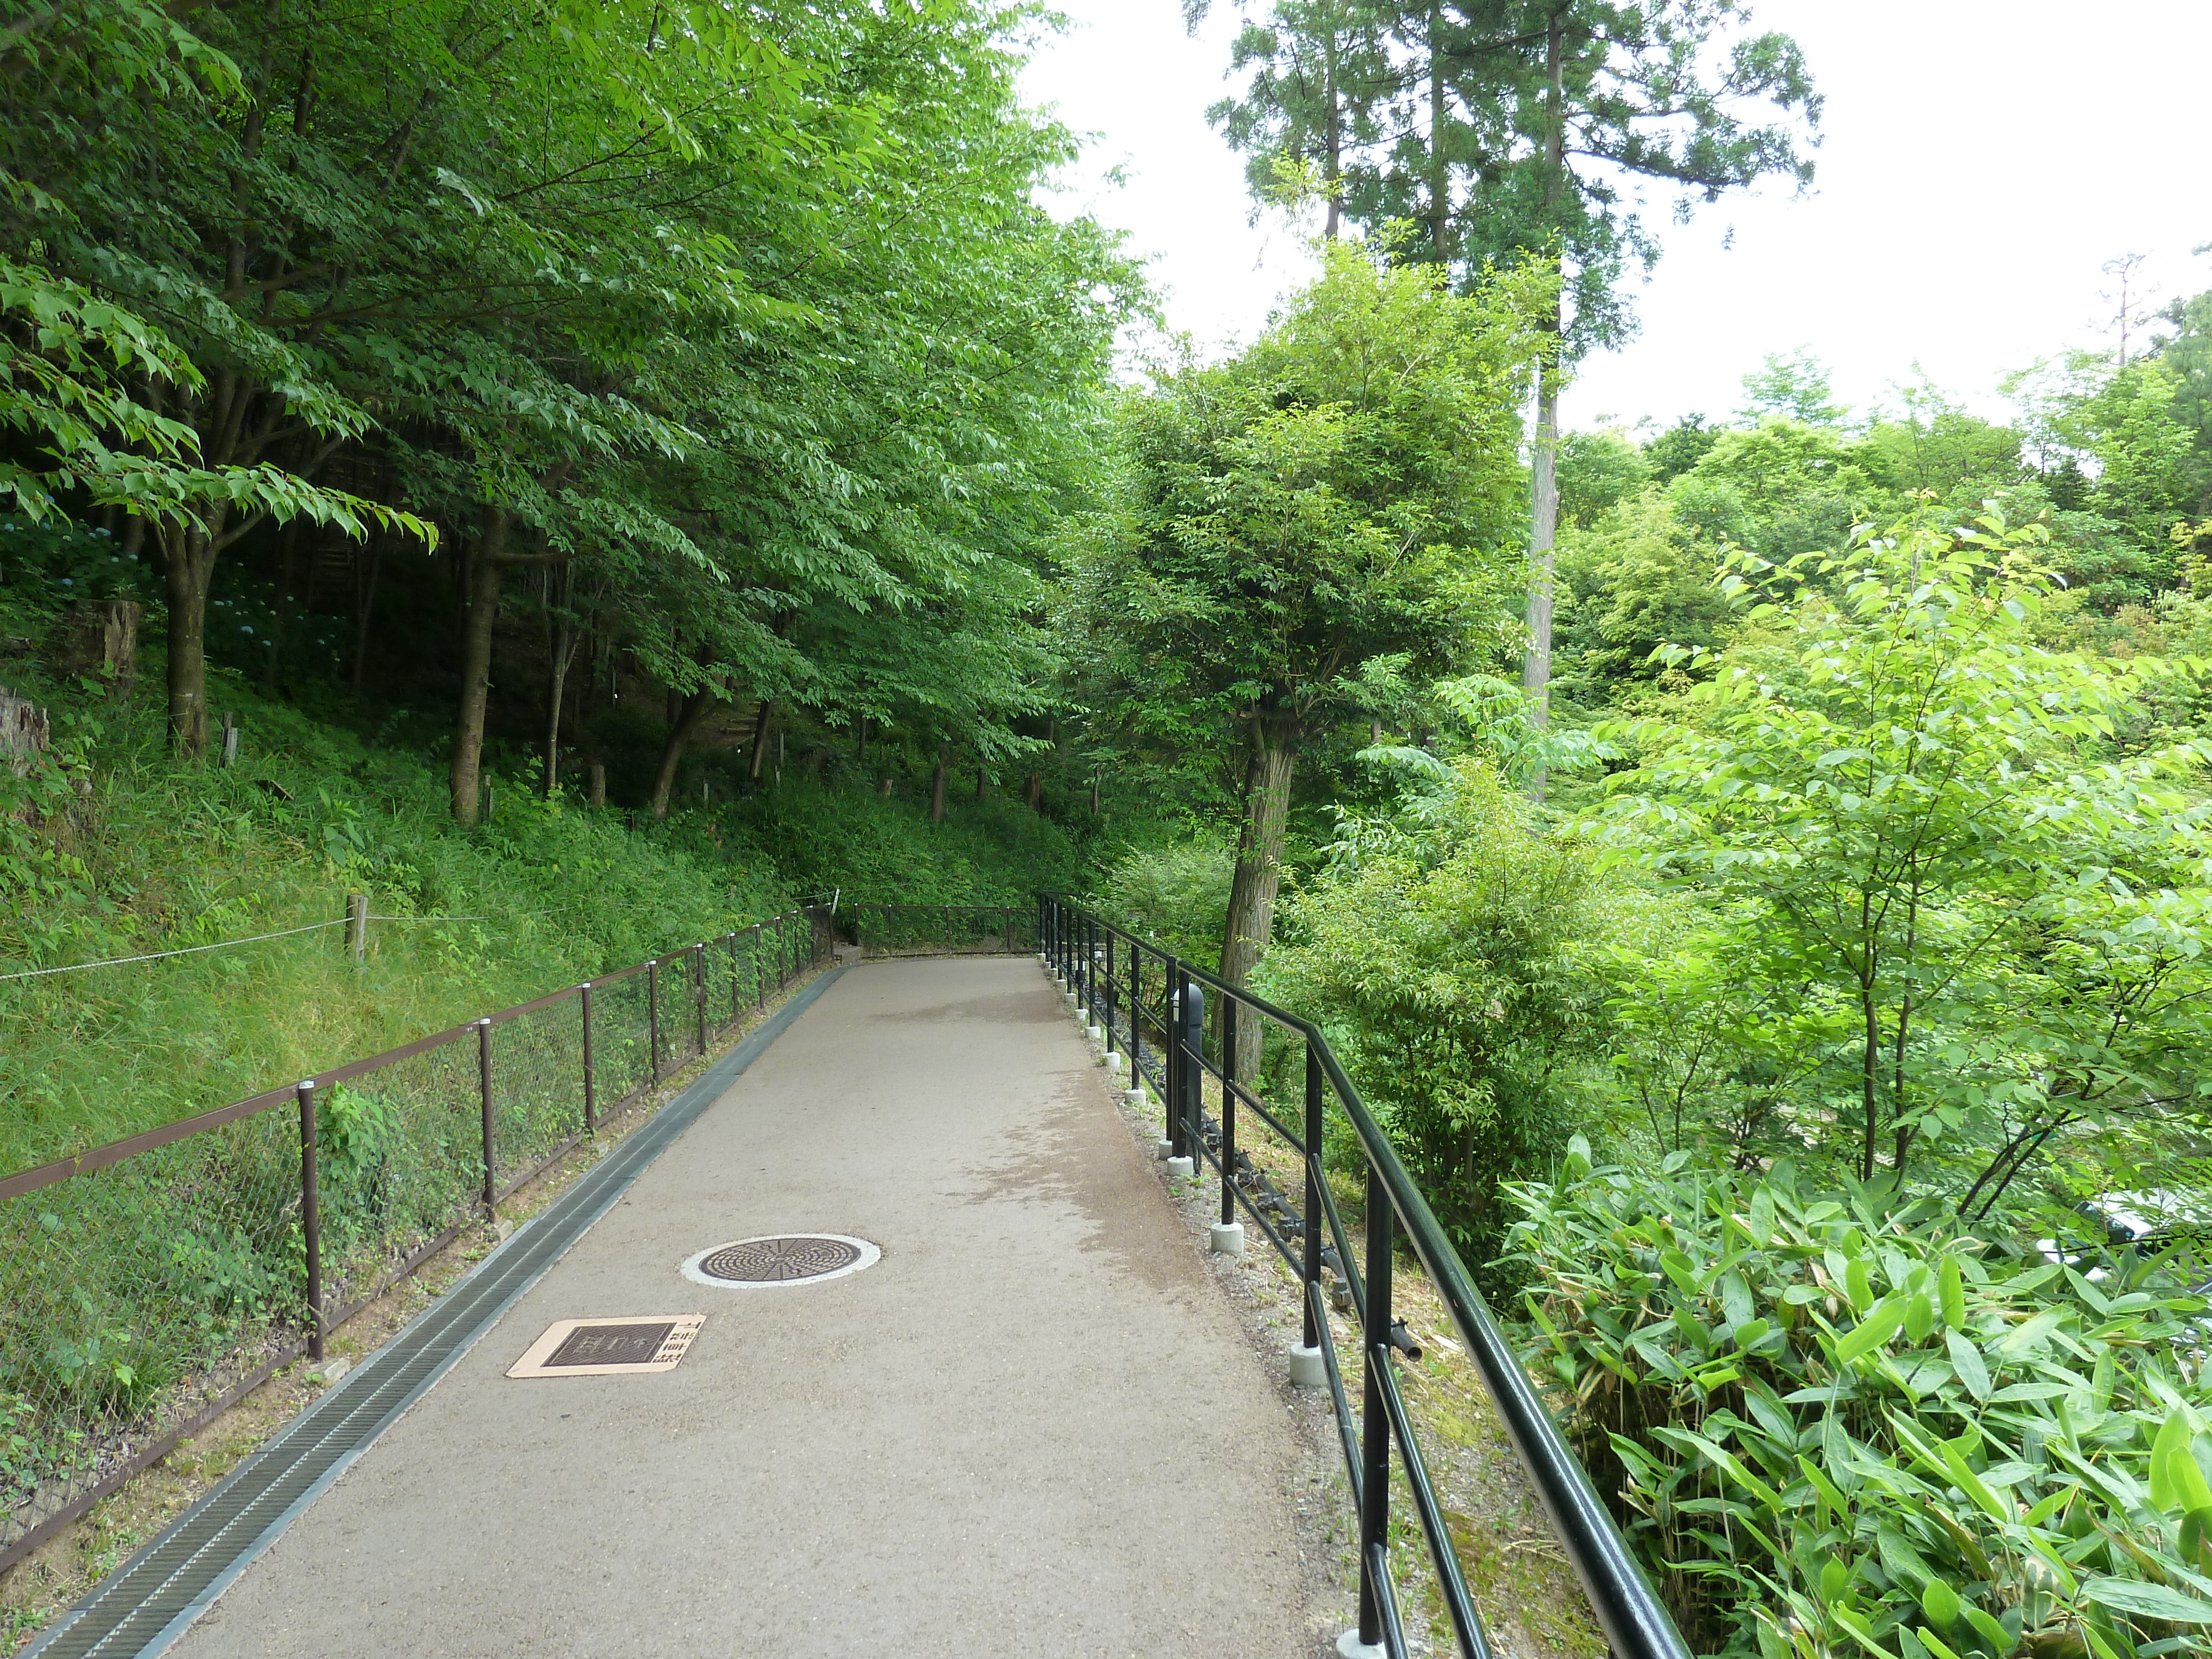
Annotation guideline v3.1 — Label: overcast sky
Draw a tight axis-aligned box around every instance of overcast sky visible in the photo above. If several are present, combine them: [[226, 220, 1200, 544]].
[[1019, 2, 2212, 434]]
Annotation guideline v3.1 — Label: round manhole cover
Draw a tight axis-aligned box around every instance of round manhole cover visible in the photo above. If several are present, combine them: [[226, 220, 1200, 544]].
[[680, 1233, 880, 1288]]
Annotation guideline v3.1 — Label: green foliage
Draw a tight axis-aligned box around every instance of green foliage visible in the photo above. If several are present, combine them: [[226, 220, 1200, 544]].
[[1589, 504, 2212, 1202], [1091, 836, 1237, 969], [1738, 350, 1850, 429], [1511, 1151, 2212, 1659], [0, 648, 791, 1171], [1264, 759, 1628, 1253], [1558, 429, 1652, 530]]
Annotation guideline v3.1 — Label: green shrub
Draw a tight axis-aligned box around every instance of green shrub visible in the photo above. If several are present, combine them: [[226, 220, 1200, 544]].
[[1507, 1149, 2212, 1659], [1262, 759, 1628, 1258], [1091, 834, 1235, 968]]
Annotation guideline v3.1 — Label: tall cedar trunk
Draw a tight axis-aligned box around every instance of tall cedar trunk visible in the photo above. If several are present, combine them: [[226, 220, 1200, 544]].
[[1324, 25, 1342, 239], [929, 748, 948, 823], [1025, 771, 1042, 811], [1218, 713, 1297, 988], [748, 701, 774, 780], [649, 690, 713, 819], [1427, 2, 1449, 260], [1522, 10, 1567, 796], [450, 505, 508, 824], [975, 765, 985, 801], [162, 523, 221, 754]]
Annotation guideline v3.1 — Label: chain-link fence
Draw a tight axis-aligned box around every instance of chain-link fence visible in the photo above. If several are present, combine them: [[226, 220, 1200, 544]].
[[0, 904, 830, 1572]]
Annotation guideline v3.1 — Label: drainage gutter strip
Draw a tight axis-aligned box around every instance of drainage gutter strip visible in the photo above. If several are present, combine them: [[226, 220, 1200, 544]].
[[23, 966, 847, 1659]]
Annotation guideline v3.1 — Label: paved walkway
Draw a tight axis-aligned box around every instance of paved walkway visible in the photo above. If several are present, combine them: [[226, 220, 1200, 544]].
[[169, 957, 1313, 1658]]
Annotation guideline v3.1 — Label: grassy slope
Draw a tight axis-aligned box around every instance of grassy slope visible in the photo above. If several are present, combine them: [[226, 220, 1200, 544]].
[[1, 667, 1093, 1178]]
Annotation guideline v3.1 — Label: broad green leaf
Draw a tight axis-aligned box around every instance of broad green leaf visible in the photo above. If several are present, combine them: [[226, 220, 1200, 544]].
[[2081, 1577, 2212, 1624], [1945, 1332, 1991, 1401]]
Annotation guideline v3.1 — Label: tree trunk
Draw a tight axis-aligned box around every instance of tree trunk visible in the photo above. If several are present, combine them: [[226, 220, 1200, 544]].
[[450, 505, 508, 824], [975, 765, 985, 801], [588, 761, 607, 808], [1427, 1, 1449, 262], [545, 618, 579, 798], [161, 524, 220, 755], [1324, 25, 1342, 239], [1025, 770, 1042, 811], [649, 689, 714, 820], [749, 700, 774, 780], [929, 747, 948, 823], [1522, 10, 1567, 797], [1218, 712, 1297, 987]]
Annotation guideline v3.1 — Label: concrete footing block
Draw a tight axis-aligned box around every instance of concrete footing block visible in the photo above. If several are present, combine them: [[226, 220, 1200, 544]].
[[1288, 1344, 1326, 1387], [1104, 1051, 1124, 1074], [1209, 1221, 1245, 1255], [1337, 1630, 1385, 1658], [1086, 1024, 1103, 1044], [1166, 1155, 1195, 1179], [1125, 1086, 1148, 1108], [1154, 1138, 1173, 1160]]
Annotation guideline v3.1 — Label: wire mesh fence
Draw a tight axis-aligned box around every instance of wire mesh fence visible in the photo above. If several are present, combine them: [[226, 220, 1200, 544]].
[[0, 904, 830, 1572]]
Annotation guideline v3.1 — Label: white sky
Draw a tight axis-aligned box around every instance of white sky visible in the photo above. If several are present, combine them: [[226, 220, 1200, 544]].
[[1019, 1, 2212, 432]]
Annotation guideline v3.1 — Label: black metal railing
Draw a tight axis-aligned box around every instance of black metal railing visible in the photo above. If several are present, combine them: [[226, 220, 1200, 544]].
[[1040, 894, 1689, 1659]]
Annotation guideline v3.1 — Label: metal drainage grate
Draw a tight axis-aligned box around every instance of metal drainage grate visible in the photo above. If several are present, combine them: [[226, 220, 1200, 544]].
[[506, 1314, 705, 1379], [680, 1233, 879, 1288]]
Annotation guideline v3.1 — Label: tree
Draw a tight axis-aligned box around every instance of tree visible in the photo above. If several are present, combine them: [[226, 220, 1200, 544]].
[[1735, 348, 1848, 427], [1593, 503, 2212, 1202], [1070, 238, 1547, 984]]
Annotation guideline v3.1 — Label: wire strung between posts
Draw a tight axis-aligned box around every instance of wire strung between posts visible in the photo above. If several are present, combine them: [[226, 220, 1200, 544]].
[[0, 916, 493, 983]]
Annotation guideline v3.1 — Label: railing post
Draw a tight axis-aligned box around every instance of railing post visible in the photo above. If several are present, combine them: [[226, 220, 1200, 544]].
[[1167, 961, 1187, 1160], [1220, 998, 1237, 1227], [1303, 1041, 1325, 1351], [754, 922, 766, 1011], [478, 1017, 496, 1215], [695, 943, 707, 1058], [581, 984, 596, 1133], [1104, 926, 1117, 1058], [730, 935, 740, 1022], [298, 1079, 322, 1363], [1004, 905, 1013, 955], [1182, 977, 1204, 1164], [1129, 942, 1143, 1086], [648, 958, 661, 1077], [1357, 1166, 1395, 1651]]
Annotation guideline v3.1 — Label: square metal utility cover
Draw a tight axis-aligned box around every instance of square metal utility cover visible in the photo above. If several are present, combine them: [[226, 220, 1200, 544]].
[[507, 1314, 705, 1379]]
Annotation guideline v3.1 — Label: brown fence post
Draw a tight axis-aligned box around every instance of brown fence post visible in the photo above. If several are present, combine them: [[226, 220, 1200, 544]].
[[753, 923, 766, 1011], [648, 958, 660, 1078], [478, 1018, 495, 1215], [580, 983, 596, 1134], [298, 1079, 323, 1363], [695, 944, 707, 1057], [346, 893, 368, 962]]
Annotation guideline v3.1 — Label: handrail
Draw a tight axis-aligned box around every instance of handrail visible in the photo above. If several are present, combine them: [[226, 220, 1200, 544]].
[[1039, 893, 1688, 1659]]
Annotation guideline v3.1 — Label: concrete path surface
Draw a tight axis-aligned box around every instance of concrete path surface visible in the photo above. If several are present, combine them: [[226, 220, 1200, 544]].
[[169, 957, 1316, 1658]]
